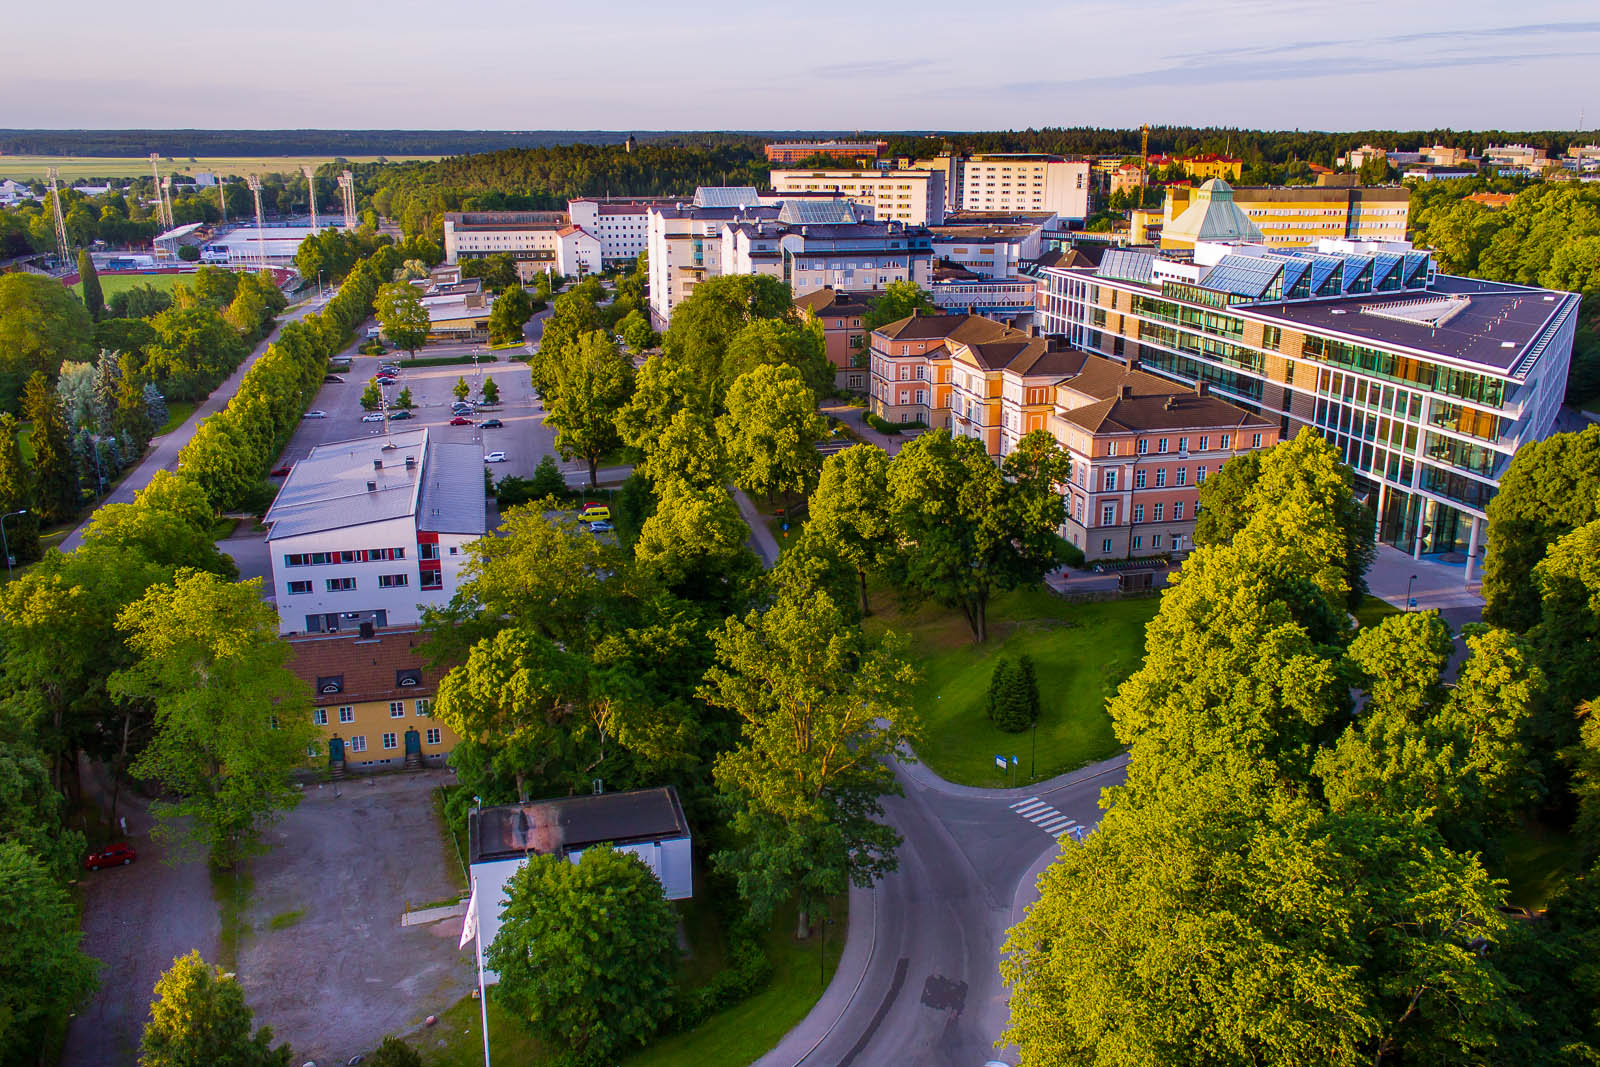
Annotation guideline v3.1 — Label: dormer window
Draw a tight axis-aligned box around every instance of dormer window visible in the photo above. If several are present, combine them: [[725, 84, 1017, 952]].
[[396, 669, 422, 688], [317, 676, 344, 695]]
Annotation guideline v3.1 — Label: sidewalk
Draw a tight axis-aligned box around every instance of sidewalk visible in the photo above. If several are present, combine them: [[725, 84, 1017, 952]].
[[821, 402, 925, 456], [1367, 543, 1484, 612], [732, 488, 782, 567]]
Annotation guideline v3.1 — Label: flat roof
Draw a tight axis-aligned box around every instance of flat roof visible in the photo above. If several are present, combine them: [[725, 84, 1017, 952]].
[[265, 427, 486, 540], [1245, 276, 1579, 375], [469, 787, 689, 866]]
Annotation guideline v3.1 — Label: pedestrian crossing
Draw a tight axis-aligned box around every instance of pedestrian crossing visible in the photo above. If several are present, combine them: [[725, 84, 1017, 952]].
[[1010, 796, 1086, 840]]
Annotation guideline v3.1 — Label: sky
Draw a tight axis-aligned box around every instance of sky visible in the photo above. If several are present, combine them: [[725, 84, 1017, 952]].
[[4, 0, 1597, 133]]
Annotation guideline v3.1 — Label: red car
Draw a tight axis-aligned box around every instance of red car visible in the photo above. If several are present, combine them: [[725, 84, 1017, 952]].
[[84, 843, 137, 870], [271, 465, 292, 477], [449, 416, 473, 426]]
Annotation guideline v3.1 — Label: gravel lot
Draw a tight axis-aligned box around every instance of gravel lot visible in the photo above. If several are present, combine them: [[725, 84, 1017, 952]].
[[237, 768, 473, 1064]]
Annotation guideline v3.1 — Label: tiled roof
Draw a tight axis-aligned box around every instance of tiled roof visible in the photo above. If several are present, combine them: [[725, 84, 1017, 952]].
[[288, 626, 453, 705], [1054, 356, 1273, 434], [794, 287, 870, 317]]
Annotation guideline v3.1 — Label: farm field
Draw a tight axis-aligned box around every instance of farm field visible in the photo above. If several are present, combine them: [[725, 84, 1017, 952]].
[[0, 155, 437, 182]]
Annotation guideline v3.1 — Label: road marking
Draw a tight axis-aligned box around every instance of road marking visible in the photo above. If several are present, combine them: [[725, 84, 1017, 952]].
[[1014, 798, 1080, 837], [1040, 816, 1075, 833], [1011, 798, 1046, 813]]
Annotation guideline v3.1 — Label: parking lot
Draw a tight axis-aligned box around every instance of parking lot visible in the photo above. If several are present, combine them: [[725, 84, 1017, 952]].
[[236, 769, 473, 1064]]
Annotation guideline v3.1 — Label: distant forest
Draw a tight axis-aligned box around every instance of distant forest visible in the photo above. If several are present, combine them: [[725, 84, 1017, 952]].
[[1, 126, 1588, 161]]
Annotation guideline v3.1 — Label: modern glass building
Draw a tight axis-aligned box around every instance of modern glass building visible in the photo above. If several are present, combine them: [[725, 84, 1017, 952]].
[[1038, 240, 1581, 573]]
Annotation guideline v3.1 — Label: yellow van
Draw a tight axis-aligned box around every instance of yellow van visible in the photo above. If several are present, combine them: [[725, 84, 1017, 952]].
[[580, 505, 610, 522]]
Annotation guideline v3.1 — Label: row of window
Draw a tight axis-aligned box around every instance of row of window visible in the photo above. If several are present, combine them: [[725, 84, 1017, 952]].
[[1107, 432, 1246, 458], [284, 548, 407, 567], [287, 573, 412, 595], [309, 728, 444, 758], [312, 699, 433, 726]]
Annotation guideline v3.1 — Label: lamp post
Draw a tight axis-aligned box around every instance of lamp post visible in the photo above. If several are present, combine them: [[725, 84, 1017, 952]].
[[0, 509, 26, 580], [1405, 573, 1419, 612]]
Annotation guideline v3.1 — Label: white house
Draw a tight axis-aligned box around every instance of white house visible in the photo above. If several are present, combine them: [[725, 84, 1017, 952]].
[[263, 428, 487, 635], [468, 787, 694, 983]]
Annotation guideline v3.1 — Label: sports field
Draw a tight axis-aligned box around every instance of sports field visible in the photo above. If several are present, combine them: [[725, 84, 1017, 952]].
[[69, 273, 188, 299], [0, 155, 437, 182]]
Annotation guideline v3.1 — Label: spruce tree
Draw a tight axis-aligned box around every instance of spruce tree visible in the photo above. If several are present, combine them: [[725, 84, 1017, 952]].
[[20, 372, 79, 524], [91, 348, 120, 432], [143, 383, 168, 432], [0, 413, 40, 564], [1016, 654, 1041, 727], [77, 249, 103, 321]]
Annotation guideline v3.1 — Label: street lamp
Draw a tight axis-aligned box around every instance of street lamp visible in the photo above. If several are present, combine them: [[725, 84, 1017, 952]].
[[1405, 573, 1419, 612], [1, 509, 27, 580]]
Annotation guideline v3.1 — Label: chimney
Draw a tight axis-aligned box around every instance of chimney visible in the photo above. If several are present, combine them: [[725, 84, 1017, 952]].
[[405, 456, 416, 470], [366, 480, 378, 492], [1164, 396, 1178, 410], [373, 459, 383, 471], [359, 621, 375, 639], [1026, 323, 1039, 338], [1194, 381, 1209, 397], [1119, 384, 1133, 399]]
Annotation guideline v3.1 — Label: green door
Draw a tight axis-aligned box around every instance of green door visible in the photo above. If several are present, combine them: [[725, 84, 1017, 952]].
[[404, 729, 421, 756], [328, 735, 345, 764]]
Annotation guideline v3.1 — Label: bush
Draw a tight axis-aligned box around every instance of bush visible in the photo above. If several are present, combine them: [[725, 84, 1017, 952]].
[[863, 413, 900, 435], [177, 244, 200, 262], [530, 455, 566, 498], [987, 656, 1039, 733], [1054, 535, 1086, 569], [369, 1035, 422, 1067]]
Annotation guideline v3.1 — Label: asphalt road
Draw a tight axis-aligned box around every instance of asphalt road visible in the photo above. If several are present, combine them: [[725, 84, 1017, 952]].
[[755, 755, 1127, 1067]]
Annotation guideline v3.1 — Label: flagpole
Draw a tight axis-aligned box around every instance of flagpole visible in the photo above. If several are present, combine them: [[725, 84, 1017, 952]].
[[473, 876, 491, 1067]]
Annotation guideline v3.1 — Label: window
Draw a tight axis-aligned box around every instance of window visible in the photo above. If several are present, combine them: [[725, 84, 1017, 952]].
[[313, 708, 328, 726], [390, 701, 405, 718], [1133, 504, 1144, 523], [419, 543, 440, 561], [1153, 503, 1165, 522], [1101, 505, 1115, 526], [1137, 438, 1148, 454], [1155, 469, 1166, 488], [350, 735, 367, 753], [326, 577, 356, 592], [382, 732, 398, 750], [307, 743, 320, 758], [287, 580, 312, 595], [1152, 533, 1163, 549], [1174, 501, 1185, 520], [1074, 497, 1084, 521], [420, 570, 443, 591], [1107, 440, 1117, 457], [1134, 470, 1146, 489], [1103, 470, 1117, 491], [1220, 434, 1231, 449], [1199, 435, 1210, 451], [426, 728, 442, 746], [1252, 433, 1263, 448], [1157, 438, 1169, 454], [1101, 538, 1113, 554], [1132, 535, 1143, 550], [415, 698, 432, 717], [1178, 437, 1188, 453], [1175, 467, 1187, 486], [339, 706, 354, 724], [1197, 466, 1207, 483], [378, 574, 409, 588]]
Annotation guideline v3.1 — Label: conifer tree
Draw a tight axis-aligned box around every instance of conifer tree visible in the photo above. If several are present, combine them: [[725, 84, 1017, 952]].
[[77, 249, 103, 321], [0, 413, 39, 564], [20, 372, 79, 523]]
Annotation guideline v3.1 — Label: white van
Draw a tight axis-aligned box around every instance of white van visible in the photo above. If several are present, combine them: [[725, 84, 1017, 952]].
[[365, 326, 382, 339]]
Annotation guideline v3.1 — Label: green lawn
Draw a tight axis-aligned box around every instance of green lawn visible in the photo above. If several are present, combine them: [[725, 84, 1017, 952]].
[[867, 586, 1157, 787], [1354, 594, 1402, 630], [71, 272, 187, 300], [155, 400, 195, 437], [417, 900, 843, 1067]]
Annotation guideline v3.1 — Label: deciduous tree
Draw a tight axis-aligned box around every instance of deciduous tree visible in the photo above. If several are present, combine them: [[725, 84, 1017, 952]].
[[716, 363, 825, 507], [0, 272, 94, 409], [0, 841, 97, 1064], [485, 847, 677, 1065], [861, 279, 937, 331], [110, 572, 314, 868], [374, 281, 429, 359], [0, 413, 38, 564], [488, 283, 534, 345], [806, 444, 892, 617], [547, 330, 633, 487], [139, 950, 291, 1067], [703, 589, 919, 936], [634, 484, 758, 608]]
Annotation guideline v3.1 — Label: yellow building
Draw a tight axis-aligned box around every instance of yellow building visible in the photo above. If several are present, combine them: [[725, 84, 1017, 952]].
[[288, 626, 462, 773], [1162, 179, 1410, 249], [1180, 154, 1244, 181]]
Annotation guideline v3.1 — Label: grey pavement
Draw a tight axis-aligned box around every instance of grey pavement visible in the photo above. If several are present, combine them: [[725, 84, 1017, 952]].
[[1366, 542, 1484, 612], [62, 787, 219, 1067], [754, 753, 1128, 1067], [732, 488, 783, 567], [238, 770, 472, 1065], [60, 293, 334, 552], [822, 402, 925, 457]]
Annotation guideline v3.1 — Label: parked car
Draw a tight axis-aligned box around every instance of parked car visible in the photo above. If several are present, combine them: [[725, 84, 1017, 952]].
[[361, 412, 385, 423], [84, 843, 137, 870], [322, 374, 344, 384], [304, 410, 327, 419], [380, 364, 400, 375], [375, 374, 397, 385], [483, 451, 507, 463], [449, 416, 473, 426], [388, 410, 414, 421], [587, 520, 614, 533], [479, 418, 504, 429], [270, 465, 292, 477], [580, 505, 610, 522]]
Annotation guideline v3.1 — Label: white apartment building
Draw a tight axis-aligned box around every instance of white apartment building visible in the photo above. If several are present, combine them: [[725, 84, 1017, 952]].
[[566, 198, 671, 264], [928, 220, 1046, 278], [442, 211, 603, 279], [264, 428, 487, 636], [768, 168, 946, 225], [960, 154, 1091, 220], [720, 215, 934, 299]]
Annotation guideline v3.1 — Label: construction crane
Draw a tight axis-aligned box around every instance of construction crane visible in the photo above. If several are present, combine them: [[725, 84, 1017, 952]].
[[148, 153, 173, 229], [46, 167, 70, 265], [302, 163, 319, 232], [246, 173, 266, 268], [338, 170, 356, 231]]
